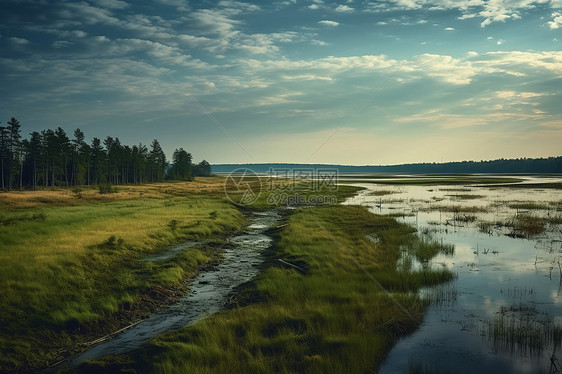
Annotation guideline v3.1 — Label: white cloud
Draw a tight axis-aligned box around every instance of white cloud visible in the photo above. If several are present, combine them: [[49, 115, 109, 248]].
[[548, 11, 562, 28], [311, 39, 329, 45], [60, 2, 121, 26], [255, 92, 304, 106], [218, 1, 261, 12], [244, 55, 399, 74], [92, 0, 129, 9], [243, 51, 562, 90], [281, 74, 333, 81], [411, 54, 476, 84], [444, 27, 455, 30], [155, 0, 190, 10], [8, 37, 30, 45], [190, 8, 241, 37], [394, 111, 488, 129], [335, 4, 354, 12], [482, 51, 562, 74], [370, 0, 561, 28], [308, 4, 320, 9], [392, 0, 424, 10], [496, 90, 546, 100], [318, 20, 340, 26]]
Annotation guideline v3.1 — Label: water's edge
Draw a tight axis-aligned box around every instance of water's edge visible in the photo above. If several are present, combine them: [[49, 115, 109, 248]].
[[57, 208, 284, 370]]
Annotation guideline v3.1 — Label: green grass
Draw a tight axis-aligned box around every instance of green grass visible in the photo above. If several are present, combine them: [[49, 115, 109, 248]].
[[508, 202, 550, 210], [366, 190, 399, 196], [0, 180, 247, 372], [404, 237, 455, 263], [483, 305, 562, 356], [447, 194, 486, 200], [75, 205, 454, 373], [422, 205, 488, 213], [510, 215, 546, 237], [479, 213, 562, 237]]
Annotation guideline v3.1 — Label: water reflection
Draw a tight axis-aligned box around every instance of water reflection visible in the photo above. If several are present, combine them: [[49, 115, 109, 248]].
[[343, 182, 562, 374]]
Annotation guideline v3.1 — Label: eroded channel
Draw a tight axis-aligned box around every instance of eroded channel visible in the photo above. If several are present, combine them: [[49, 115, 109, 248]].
[[64, 209, 283, 368]]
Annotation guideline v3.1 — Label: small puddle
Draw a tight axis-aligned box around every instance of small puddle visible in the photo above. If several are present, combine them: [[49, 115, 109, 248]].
[[64, 209, 283, 368]]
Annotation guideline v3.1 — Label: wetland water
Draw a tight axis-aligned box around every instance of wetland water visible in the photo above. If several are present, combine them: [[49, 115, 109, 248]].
[[65, 209, 283, 368], [344, 181, 562, 374]]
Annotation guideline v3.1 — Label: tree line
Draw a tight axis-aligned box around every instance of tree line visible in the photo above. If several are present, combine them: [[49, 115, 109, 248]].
[[0, 117, 211, 190], [212, 157, 562, 174]]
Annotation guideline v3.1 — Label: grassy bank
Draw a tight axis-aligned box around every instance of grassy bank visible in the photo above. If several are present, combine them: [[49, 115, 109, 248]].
[[0, 179, 247, 372], [76, 204, 453, 373], [0, 177, 361, 372]]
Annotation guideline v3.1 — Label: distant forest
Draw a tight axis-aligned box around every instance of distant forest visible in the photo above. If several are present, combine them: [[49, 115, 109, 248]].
[[212, 157, 562, 174], [0, 117, 211, 190]]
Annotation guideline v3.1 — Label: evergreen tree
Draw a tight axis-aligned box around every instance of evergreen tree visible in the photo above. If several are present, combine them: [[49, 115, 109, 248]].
[[170, 148, 192, 180], [27, 131, 42, 190], [55, 127, 70, 186], [7, 118, 22, 189], [91, 137, 105, 185], [149, 139, 166, 182], [193, 160, 211, 177], [0, 124, 8, 189], [41, 129, 57, 186], [0, 117, 215, 187]]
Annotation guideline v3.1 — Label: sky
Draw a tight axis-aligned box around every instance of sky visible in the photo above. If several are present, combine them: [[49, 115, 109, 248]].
[[1, 0, 561, 165]]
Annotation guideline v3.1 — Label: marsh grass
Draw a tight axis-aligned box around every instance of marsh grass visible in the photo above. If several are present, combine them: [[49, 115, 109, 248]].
[[506, 215, 547, 237], [367, 190, 399, 196], [76, 205, 454, 373], [478, 216, 561, 237], [478, 221, 496, 234], [0, 177, 229, 209], [509, 202, 550, 210], [404, 236, 455, 263], [424, 205, 488, 213], [0, 179, 247, 372], [447, 194, 486, 200], [482, 304, 562, 357], [454, 214, 478, 223]]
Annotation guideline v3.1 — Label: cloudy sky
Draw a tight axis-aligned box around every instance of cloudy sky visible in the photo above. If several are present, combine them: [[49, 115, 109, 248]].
[[1, 0, 561, 165]]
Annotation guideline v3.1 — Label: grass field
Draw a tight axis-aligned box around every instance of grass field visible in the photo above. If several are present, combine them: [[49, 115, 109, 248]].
[[0, 177, 363, 372], [74, 204, 454, 373], [0, 179, 247, 372]]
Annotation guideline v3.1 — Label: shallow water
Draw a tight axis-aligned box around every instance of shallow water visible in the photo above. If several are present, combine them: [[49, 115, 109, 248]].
[[65, 209, 283, 368], [344, 182, 562, 374]]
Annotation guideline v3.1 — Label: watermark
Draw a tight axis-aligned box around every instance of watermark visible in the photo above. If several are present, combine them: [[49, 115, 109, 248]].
[[266, 193, 337, 206], [224, 167, 338, 206], [223, 168, 262, 206]]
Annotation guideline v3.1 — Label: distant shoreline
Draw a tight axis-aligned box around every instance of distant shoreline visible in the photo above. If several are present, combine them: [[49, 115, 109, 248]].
[[211, 156, 562, 174]]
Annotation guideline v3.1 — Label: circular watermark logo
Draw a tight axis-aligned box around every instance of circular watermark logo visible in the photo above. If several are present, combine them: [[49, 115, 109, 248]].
[[224, 168, 262, 206]]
